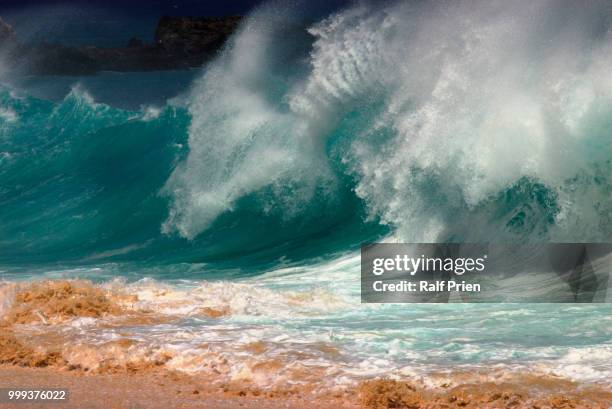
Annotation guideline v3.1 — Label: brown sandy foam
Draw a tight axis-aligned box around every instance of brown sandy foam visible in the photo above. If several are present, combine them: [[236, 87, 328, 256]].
[[1, 279, 220, 327], [197, 306, 230, 318], [2, 280, 124, 325], [0, 328, 171, 373], [0, 332, 63, 368], [0, 280, 180, 373], [358, 378, 612, 409], [0, 279, 177, 329]]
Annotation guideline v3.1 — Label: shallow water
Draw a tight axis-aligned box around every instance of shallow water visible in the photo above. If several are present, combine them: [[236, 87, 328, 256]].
[[2, 256, 611, 390]]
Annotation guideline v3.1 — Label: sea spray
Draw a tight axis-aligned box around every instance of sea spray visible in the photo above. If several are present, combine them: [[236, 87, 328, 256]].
[[159, 0, 612, 245]]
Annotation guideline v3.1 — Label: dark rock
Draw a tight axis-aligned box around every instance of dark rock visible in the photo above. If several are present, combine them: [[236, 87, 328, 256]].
[[0, 16, 14, 42], [155, 16, 241, 55], [27, 43, 98, 75], [0, 15, 243, 76], [127, 37, 144, 48], [0, 16, 19, 55]]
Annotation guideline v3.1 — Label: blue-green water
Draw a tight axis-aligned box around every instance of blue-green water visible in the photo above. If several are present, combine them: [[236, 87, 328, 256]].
[[1, 0, 611, 390]]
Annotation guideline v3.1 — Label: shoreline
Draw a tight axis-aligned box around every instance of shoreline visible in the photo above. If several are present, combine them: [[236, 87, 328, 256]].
[[1, 280, 611, 408], [0, 365, 610, 409]]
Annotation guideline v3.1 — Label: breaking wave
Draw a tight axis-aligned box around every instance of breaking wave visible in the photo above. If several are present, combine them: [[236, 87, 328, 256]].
[[164, 0, 612, 246], [2, 0, 612, 265]]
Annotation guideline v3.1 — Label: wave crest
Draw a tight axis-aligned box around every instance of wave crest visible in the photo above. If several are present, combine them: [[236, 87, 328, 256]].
[[161, 0, 612, 242]]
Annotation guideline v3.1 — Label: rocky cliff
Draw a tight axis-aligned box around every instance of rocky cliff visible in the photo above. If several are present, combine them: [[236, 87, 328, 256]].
[[0, 16, 242, 75]]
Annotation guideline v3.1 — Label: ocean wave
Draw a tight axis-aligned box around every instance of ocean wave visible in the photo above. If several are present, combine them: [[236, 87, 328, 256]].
[[163, 0, 612, 244], [2, 0, 612, 268]]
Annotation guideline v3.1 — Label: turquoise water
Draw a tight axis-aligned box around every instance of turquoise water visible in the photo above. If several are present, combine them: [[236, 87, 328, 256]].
[[1, 0, 612, 390]]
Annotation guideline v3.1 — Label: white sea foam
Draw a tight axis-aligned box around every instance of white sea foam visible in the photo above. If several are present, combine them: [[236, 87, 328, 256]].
[[536, 346, 612, 386], [161, 7, 337, 239], [0, 107, 17, 123], [140, 106, 162, 121], [3, 271, 611, 388], [309, 0, 612, 242]]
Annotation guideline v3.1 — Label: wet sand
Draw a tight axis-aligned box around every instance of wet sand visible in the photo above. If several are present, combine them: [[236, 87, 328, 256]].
[[0, 366, 357, 409], [1, 366, 611, 409]]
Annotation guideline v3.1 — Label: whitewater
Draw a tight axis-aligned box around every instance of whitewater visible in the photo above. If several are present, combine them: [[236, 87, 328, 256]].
[[1, 0, 612, 392]]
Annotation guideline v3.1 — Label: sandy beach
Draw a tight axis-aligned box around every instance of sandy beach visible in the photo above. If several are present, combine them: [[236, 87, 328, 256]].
[[1, 365, 611, 409], [0, 366, 359, 409], [0, 366, 358, 409]]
